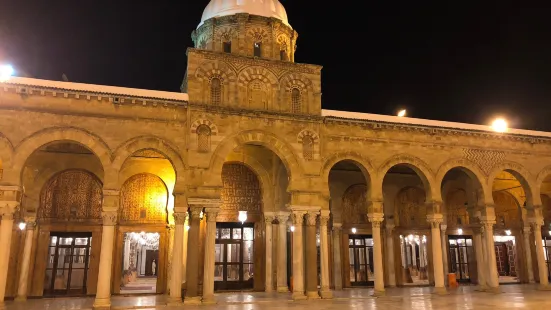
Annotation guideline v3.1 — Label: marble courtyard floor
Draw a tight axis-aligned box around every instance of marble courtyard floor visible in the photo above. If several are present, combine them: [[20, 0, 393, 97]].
[[5, 284, 551, 309]]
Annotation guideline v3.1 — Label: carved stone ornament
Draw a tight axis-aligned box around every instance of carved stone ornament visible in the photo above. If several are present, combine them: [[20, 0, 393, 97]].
[[320, 215, 330, 227], [265, 215, 275, 224], [368, 213, 384, 224], [276, 212, 289, 223], [102, 211, 118, 226], [291, 211, 306, 225], [173, 212, 188, 225], [205, 209, 219, 223], [426, 214, 444, 229], [190, 207, 203, 218], [305, 211, 318, 226]]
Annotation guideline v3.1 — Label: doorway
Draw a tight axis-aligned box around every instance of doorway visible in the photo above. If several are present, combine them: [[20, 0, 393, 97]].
[[448, 235, 473, 283], [543, 236, 551, 281], [348, 234, 374, 286], [120, 232, 160, 294], [493, 235, 519, 283], [214, 223, 255, 291], [399, 234, 429, 286], [44, 232, 92, 296]]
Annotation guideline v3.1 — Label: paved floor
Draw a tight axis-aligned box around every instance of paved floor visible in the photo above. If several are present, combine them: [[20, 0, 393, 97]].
[[4, 284, 551, 309]]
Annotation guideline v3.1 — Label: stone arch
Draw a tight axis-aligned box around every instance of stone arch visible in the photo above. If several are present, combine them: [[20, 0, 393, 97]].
[[320, 151, 375, 198], [536, 164, 551, 199], [377, 154, 437, 203], [209, 130, 301, 189], [112, 136, 185, 192], [488, 161, 538, 207], [190, 118, 219, 136], [10, 127, 112, 186], [279, 72, 314, 92], [297, 130, 320, 161], [195, 60, 237, 83], [0, 134, 14, 170], [435, 158, 490, 204], [237, 66, 279, 87], [297, 129, 319, 144], [119, 173, 169, 224]]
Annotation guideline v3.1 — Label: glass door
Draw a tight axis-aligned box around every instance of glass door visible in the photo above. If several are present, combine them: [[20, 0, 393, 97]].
[[543, 236, 551, 281], [448, 235, 473, 282], [44, 232, 92, 296], [348, 235, 374, 286], [214, 223, 254, 291]]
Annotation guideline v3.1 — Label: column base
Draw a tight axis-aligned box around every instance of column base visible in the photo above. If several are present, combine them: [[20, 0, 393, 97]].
[[183, 296, 202, 305], [14, 296, 27, 302], [320, 290, 333, 299], [486, 286, 501, 294], [432, 287, 448, 295], [292, 292, 308, 300], [167, 297, 183, 306], [371, 289, 385, 297], [202, 295, 217, 304], [537, 284, 551, 291], [475, 285, 488, 292], [306, 291, 320, 299], [277, 286, 289, 293], [92, 297, 111, 310]]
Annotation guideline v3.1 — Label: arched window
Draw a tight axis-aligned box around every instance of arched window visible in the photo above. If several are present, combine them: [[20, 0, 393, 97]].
[[210, 77, 222, 105], [197, 124, 212, 153], [291, 88, 301, 113], [254, 42, 262, 57], [223, 41, 232, 53], [302, 135, 314, 161], [280, 50, 287, 61]]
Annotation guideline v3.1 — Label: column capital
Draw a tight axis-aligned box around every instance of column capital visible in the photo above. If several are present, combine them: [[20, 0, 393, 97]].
[[385, 224, 395, 233], [291, 210, 306, 225], [24, 216, 37, 230], [332, 223, 342, 231], [264, 212, 275, 224], [479, 215, 496, 227], [276, 211, 290, 223], [426, 213, 444, 228], [524, 226, 532, 234], [368, 213, 384, 223], [528, 217, 544, 226], [320, 211, 331, 227], [425, 201, 443, 214], [173, 212, 189, 225], [305, 211, 319, 226], [440, 224, 448, 232], [101, 211, 117, 226], [205, 208, 219, 223], [368, 200, 383, 213], [189, 207, 203, 218]]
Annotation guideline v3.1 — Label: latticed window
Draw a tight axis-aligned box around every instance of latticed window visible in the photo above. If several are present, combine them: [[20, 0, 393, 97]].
[[197, 124, 212, 153], [223, 41, 232, 53], [302, 135, 314, 161], [210, 77, 222, 105], [254, 42, 262, 57], [291, 88, 301, 113]]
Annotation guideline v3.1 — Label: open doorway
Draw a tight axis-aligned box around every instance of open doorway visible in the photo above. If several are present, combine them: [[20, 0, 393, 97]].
[[120, 232, 160, 294], [399, 234, 430, 286], [493, 234, 520, 284]]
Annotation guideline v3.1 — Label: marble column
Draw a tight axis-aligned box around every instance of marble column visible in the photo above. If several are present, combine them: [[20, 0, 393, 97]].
[[305, 211, 320, 299], [168, 212, 187, 305], [93, 211, 117, 309], [291, 210, 306, 300], [523, 226, 535, 283], [182, 216, 190, 285], [473, 226, 487, 290], [319, 211, 332, 298], [184, 207, 203, 304], [202, 208, 219, 304], [0, 187, 19, 310], [531, 220, 550, 289], [264, 213, 275, 292], [15, 218, 36, 301], [481, 218, 499, 292], [440, 224, 449, 285], [166, 224, 175, 293], [368, 213, 385, 296], [427, 214, 446, 294], [385, 224, 396, 287], [276, 212, 290, 292], [332, 224, 343, 290]]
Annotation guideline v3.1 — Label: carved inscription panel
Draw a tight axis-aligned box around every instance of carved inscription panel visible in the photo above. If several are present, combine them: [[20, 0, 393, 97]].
[[120, 173, 168, 224], [221, 163, 262, 213], [341, 184, 368, 225]]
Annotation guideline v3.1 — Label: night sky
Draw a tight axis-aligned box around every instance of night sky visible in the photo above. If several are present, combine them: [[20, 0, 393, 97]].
[[1, 1, 550, 131]]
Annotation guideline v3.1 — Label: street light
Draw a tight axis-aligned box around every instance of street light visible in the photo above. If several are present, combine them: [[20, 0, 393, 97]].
[[491, 118, 508, 133], [0, 64, 14, 82], [397, 109, 406, 117]]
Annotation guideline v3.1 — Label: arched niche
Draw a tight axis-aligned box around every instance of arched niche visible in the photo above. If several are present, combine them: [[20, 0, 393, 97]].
[[492, 190, 522, 228], [119, 173, 169, 224], [219, 163, 263, 222], [445, 189, 469, 227], [394, 187, 427, 228], [341, 184, 369, 225]]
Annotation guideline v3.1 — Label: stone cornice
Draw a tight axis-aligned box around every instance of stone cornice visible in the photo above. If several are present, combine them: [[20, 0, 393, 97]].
[[324, 117, 551, 144]]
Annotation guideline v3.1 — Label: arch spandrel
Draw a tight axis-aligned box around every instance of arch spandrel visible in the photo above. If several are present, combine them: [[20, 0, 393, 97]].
[[435, 158, 490, 205], [0, 134, 14, 170], [112, 136, 186, 192], [488, 161, 538, 207], [209, 130, 302, 190], [376, 154, 437, 203], [9, 127, 113, 186]]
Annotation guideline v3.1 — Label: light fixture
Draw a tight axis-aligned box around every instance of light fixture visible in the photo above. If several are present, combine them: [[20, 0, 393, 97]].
[[458, 228, 463, 235], [505, 230, 511, 236], [408, 234, 414, 241], [548, 230, 551, 236], [238, 211, 248, 224], [397, 109, 406, 117], [0, 64, 14, 82], [351, 228, 357, 234], [200, 210, 204, 219], [290, 226, 295, 232], [18, 222, 26, 230], [491, 118, 508, 133], [186, 225, 190, 231]]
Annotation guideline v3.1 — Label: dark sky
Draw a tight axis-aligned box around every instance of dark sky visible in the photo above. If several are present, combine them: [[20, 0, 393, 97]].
[[1, 1, 551, 131]]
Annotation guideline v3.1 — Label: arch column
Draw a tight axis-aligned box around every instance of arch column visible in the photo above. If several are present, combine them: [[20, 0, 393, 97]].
[[473, 226, 487, 290], [385, 224, 396, 287], [202, 207, 220, 304], [93, 208, 118, 309], [276, 212, 290, 292], [427, 213, 447, 294], [168, 209, 188, 305], [522, 226, 535, 283], [530, 216, 551, 290], [264, 213, 275, 293], [440, 224, 449, 286], [319, 210, 332, 298], [332, 224, 343, 290], [305, 210, 320, 299], [15, 217, 36, 301], [368, 211, 385, 296], [481, 216, 500, 293], [290, 209, 306, 300], [0, 186, 20, 310], [184, 202, 206, 304]]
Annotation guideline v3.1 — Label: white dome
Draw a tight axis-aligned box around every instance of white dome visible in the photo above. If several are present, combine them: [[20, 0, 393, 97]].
[[198, 0, 290, 28]]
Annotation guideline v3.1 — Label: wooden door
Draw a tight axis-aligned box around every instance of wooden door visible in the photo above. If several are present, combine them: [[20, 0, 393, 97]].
[[494, 243, 509, 276]]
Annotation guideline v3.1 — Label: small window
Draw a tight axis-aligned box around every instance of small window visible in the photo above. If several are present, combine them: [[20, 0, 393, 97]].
[[210, 77, 222, 105], [302, 136, 314, 161], [254, 42, 262, 57], [280, 50, 287, 61], [291, 88, 301, 113], [223, 41, 231, 53], [197, 125, 212, 153]]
